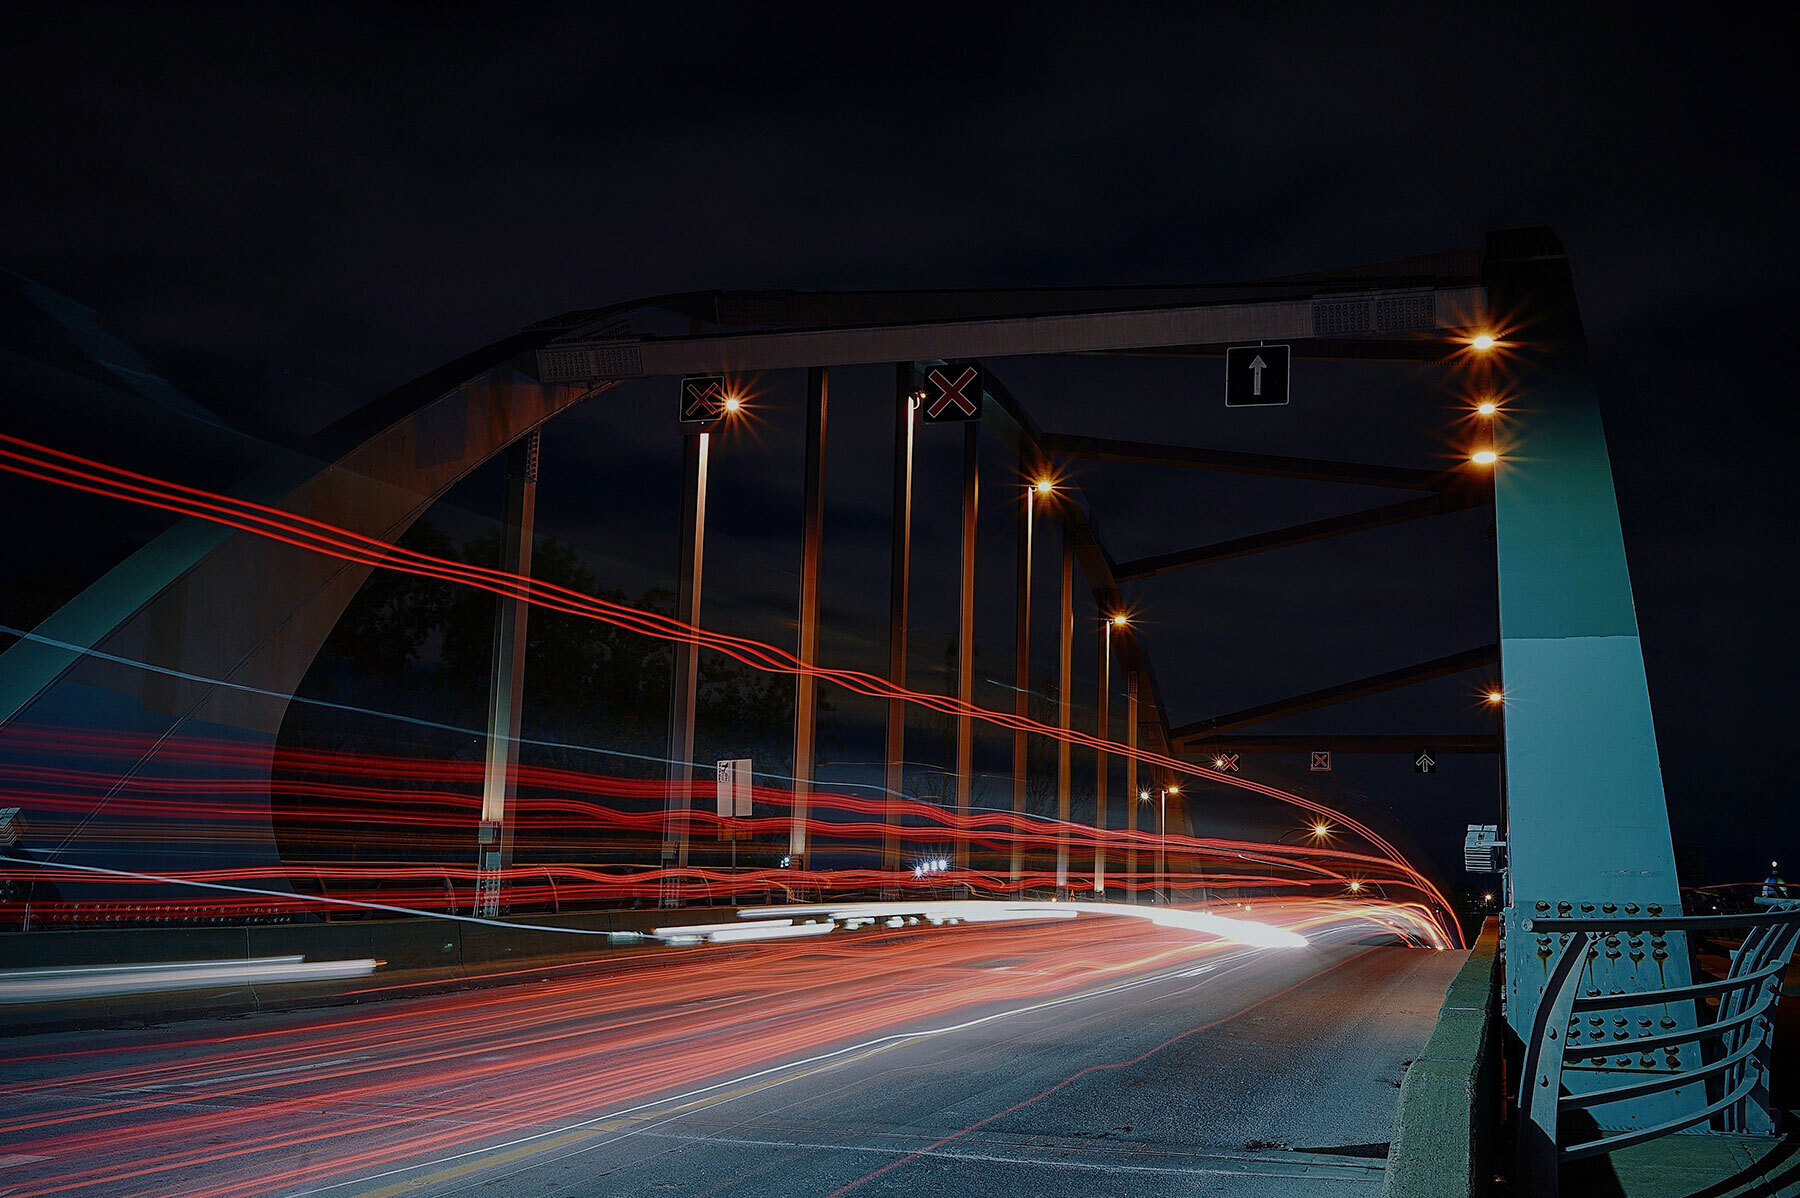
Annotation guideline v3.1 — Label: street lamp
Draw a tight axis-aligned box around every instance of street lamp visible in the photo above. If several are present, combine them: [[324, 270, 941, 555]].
[[1011, 471, 1059, 882], [1096, 612, 1132, 896], [665, 392, 749, 900], [1471, 449, 1498, 466], [1137, 784, 1179, 904], [1280, 821, 1333, 844]]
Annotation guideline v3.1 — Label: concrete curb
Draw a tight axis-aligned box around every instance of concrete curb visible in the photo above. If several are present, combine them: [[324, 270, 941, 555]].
[[1383, 917, 1502, 1198]]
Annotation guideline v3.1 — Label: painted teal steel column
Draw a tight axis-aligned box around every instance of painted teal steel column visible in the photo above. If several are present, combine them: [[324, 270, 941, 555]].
[[1489, 230, 1694, 1128]]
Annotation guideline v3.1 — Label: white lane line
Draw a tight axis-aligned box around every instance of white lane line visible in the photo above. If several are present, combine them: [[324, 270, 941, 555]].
[[630, 1130, 1385, 1183]]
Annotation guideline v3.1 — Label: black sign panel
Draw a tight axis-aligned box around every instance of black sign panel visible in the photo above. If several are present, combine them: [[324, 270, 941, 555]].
[[1414, 752, 1437, 775], [919, 361, 984, 423], [679, 374, 728, 424], [1225, 344, 1291, 407]]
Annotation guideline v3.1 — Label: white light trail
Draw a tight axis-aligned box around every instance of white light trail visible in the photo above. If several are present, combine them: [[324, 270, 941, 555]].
[[736, 900, 1308, 948], [0, 955, 379, 1002]]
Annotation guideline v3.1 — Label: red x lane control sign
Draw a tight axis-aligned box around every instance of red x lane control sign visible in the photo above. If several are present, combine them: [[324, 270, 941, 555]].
[[679, 374, 728, 424], [920, 361, 984, 423], [1310, 751, 1332, 772], [1211, 753, 1240, 773]]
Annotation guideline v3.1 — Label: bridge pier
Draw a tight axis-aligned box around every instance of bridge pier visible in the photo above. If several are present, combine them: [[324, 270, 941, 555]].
[[1488, 230, 1696, 1128]]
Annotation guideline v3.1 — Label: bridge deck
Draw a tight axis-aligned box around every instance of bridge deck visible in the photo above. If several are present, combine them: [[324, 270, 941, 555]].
[[0, 921, 1461, 1197]]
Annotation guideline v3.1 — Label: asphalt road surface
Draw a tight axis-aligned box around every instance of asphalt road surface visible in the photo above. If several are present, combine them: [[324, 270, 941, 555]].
[[2, 908, 1462, 1197]]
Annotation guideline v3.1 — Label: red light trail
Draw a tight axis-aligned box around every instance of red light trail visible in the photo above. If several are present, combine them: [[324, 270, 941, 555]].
[[0, 433, 1459, 942], [2, 727, 1441, 933], [0, 906, 1431, 1198]]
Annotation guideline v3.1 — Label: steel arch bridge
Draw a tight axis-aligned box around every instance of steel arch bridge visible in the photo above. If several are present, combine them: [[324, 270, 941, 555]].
[[0, 230, 1684, 1135]]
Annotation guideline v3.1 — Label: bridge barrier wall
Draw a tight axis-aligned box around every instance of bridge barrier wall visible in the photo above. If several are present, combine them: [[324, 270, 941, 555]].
[[1383, 917, 1501, 1198], [0, 907, 740, 1035]]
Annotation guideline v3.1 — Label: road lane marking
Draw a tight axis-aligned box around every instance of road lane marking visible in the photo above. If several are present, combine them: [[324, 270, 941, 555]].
[[633, 1130, 1385, 1183], [823, 947, 1378, 1196], [309, 948, 1286, 1197]]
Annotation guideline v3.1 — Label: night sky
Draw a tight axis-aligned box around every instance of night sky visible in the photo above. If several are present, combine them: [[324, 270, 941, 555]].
[[2, 6, 1793, 885]]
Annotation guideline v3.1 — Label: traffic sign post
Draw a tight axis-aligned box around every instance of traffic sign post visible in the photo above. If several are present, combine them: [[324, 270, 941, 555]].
[[920, 361, 984, 423], [715, 758, 753, 823], [1225, 344, 1291, 407], [716, 758, 753, 905], [679, 374, 729, 424], [1310, 751, 1332, 772], [1414, 752, 1437, 775]]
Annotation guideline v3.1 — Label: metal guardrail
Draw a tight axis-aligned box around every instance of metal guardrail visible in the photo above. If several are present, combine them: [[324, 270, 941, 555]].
[[1515, 904, 1800, 1196]]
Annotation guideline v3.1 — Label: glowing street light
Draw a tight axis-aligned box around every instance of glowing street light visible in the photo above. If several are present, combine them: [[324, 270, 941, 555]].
[[722, 395, 744, 415], [1486, 689, 1506, 705], [1140, 784, 1181, 905], [1477, 400, 1497, 417], [1098, 611, 1134, 895], [1034, 476, 1056, 496], [1469, 333, 1496, 352], [1471, 449, 1498, 465], [1348, 879, 1365, 894], [1280, 820, 1335, 846]]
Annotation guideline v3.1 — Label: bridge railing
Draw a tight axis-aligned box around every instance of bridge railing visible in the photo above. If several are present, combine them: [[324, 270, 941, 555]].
[[1516, 903, 1800, 1195]]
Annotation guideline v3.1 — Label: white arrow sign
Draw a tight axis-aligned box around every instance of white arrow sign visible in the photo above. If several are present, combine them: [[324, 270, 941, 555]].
[[1248, 354, 1267, 397]]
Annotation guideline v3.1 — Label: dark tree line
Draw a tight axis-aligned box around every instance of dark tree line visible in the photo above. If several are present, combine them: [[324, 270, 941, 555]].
[[274, 520, 804, 866]]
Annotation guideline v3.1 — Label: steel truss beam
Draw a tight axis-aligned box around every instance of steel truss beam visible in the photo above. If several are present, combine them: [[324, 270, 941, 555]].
[[1114, 486, 1490, 581], [537, 283, 1488, 381], [1175, 734, 1498, 756], [1041, 433, 1455, 491], [1170, 644, 1499, 745]]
